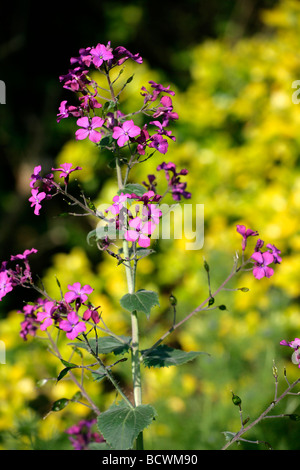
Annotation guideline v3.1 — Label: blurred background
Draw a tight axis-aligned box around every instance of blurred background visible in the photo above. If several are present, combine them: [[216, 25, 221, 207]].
[[1, 0, 300, 450]]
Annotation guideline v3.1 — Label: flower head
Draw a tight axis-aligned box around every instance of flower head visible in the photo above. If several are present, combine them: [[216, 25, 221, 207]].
[[29, 188, 46, 215], [112, 46, 142, 66], [149, 134, 169, 154], [65, 282, 94, 305], [90, 43, 114, 68], [280, 338, 300, 368], [75, 116, 104, 143], [36, 301, 57, 331], [0, 271, 13, 300], [66, 419, 104, 450], [266, 244, 282, 264], [251, 251, 274, 279], [105, 193, 132, 216], [57, 100, 81, 123], [236, 225, 259, 251], [10, 248, 38, 261], [59, 311, 86, 339], [157, 162, 191, 201], [112, 120, 141, 147], [52, 162, 82, 184], [124, 216, 157, 248]]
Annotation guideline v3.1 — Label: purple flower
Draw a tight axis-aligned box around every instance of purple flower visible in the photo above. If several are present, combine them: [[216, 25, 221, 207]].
[[266, 244, 282, 264], [30, 166, 55, 198], [0, 271, 13, 300], [90, 43, 114, 67], [59, 311, 86, 340], [149, 80, 175, 94], [83, 307, 100, 324], [75, 116, 104, 143], [59, 67, 89, 92], [149, 134, 169, 154], [29, 188, 46, 215], [112, 120, 141, 147], [251, 251, 274, 279], [157, 162, 191, 201], [112, 46, 142, 66], [149, 120, 176, 141], [57, 100, 81, 123], [52, 162, 82, 184], [10, 248, 38, 261], [30, 165, 42, 188], [142, 203, 162, 225], [142, 174, 157, 192], [152, 96, 178, 126], [18, 303, 41, 340], [236, 225, 259, 251], [105, 193, 132, 215], [280, 338, 300, 349], [66, 419, 104, 450], [36, 301, 57, 331], [79, 92, 102, 112], [70, 47, 93, 68], [140, 81, 174, 104], [280, 338, 300, 368], [65, 282, 94, 304], [124, 216, 157, 248]]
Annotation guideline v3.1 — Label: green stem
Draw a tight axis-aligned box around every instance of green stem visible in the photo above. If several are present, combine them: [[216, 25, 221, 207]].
[[123, 238, 143, 449], [83, 333, 134, 409], [106, 64, 143, 447]]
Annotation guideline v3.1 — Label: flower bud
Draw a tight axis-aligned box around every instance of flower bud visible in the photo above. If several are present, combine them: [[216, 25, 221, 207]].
[[169, 294, 177, 306], [231, 391, 242, 406], [203, 260, 210, 272]]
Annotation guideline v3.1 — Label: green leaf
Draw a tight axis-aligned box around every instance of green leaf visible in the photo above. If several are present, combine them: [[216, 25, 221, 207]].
[[120, 290, 159, 319], [57, 359, 79, 382], [91, 366, 107, 382], [99, 135, 113, 147], [69, 335, 131, 356], [141, 345, 207, 368], [57, 367, 73, 382], [97, 403, 156, 450], [134, 248, 155, 260], [118, 183, 147, 197], [89, 442, 112, 450]]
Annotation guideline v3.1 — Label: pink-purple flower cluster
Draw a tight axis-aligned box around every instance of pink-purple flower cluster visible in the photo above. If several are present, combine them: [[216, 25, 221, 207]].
[[142, 161, 191, 201], [105, 190, 162, 248], [28, 163, 82, 215], [65, 418, 104, 450], [57, 42, 178, 156], [0, 248, 38, 301], [236, 225, 281, 280], [280, 338, 300, 368], [17, 281, 98, 341]]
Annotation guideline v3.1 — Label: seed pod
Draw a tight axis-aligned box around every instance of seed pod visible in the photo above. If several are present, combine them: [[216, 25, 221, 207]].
[[51, 398, 69, 412], [204, 260, 210, 272], [231, 391, 242, 406]]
